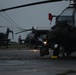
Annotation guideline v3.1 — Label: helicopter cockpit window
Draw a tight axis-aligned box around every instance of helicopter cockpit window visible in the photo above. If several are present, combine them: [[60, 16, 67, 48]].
[[74, 10, 76, 27], [27, 32, 34, 39], [57, 8, 74, 26], [58, 16, 73, 25], [40, 35, 46, 39]]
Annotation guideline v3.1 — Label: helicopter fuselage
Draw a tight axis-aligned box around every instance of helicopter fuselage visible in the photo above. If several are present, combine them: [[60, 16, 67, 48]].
[[45, 6, 76, 56]]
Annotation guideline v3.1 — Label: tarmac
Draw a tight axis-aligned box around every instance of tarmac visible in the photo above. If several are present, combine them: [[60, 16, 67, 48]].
[[0, 49, 76, 75]]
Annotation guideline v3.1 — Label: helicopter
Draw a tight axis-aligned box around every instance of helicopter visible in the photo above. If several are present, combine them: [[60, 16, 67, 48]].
[[0, 0, 76, 57], [16, 26, 50, 49], [0, 27, 13, 48]]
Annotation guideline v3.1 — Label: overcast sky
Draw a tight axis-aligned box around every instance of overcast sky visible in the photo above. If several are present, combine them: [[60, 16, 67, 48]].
[[0, 0, 69, 42]]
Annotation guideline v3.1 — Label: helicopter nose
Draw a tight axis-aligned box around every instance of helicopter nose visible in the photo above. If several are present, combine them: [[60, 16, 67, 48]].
[[54, 27, 68, 37], [48, 30, 56, 40], [48, 27, 68, 41]]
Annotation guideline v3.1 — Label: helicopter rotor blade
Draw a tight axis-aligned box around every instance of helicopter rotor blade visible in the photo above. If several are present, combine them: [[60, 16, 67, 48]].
[[0, 26, 7, 28], [0, 0, 64, 12], [15, 29, 32, 34], [0, 26, 3, 27]]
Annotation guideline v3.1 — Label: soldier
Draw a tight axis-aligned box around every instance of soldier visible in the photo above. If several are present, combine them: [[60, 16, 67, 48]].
[[18, 35, 22, 44]]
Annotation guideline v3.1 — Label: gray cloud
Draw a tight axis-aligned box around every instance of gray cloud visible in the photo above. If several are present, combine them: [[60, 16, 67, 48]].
[[0, 0, 69, 42]]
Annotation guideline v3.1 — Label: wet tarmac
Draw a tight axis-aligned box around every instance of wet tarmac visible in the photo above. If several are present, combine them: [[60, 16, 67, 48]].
[[0, 49, 76, 75]]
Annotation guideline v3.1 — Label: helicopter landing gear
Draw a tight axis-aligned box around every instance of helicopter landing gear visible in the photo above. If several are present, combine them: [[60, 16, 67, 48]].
[[53, 44, 60, 56], [63, 49, 72, 57], [57, 47, 72, 57]]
